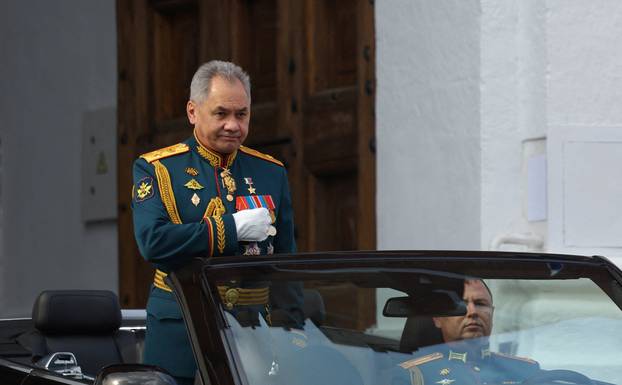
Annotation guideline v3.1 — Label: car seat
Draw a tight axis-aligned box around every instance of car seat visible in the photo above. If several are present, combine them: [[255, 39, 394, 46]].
[[399, 316, 444, 352], [25, 290, 140, 376]]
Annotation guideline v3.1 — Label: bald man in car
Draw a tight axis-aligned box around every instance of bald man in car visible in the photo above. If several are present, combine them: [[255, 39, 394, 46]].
[[395, 279, 540, 385]]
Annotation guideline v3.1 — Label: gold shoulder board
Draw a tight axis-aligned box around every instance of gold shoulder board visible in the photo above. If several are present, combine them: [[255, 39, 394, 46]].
[[239, 145, 284, 167], [492, 352, 538, 364], [399, 352, 444, 369], [140, 143, 190, 163]]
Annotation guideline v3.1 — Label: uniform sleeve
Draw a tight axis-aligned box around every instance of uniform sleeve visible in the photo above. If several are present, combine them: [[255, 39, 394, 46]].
[[131, 158, 238, 270], [273, 167, 296, 254]]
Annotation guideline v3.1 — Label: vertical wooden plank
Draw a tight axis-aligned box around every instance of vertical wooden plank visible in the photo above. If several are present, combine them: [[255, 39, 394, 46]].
[[279, 0, 308, 251], [356, 0, 376, 251], [117, 0, 153, 308], [356, 0, 377, 330], [198, 0, 232, 62]]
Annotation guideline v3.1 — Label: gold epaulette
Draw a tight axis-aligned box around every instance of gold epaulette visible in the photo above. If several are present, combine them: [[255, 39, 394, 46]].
[[239, 145, 284, 167], [492, 352, 538, 365], [140, 143, 190, 163], [399, 352, 444, 369]]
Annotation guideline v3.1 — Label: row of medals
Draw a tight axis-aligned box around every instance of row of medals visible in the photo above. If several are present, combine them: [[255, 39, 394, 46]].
[[220, 168, 276, 237]]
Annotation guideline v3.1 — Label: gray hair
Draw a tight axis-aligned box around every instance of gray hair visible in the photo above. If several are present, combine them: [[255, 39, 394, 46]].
[[189, 60, 251, 103]]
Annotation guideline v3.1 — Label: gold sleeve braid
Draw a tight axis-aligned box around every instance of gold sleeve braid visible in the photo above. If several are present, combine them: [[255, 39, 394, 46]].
[[153, 160, 182, 224], [203, 197, 226, 255], [213, 216, 226, 254], [203, 197, 226, 217]]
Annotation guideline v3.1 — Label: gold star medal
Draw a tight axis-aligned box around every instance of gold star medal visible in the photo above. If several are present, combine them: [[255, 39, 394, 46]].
[[244, 177, 256, 194]]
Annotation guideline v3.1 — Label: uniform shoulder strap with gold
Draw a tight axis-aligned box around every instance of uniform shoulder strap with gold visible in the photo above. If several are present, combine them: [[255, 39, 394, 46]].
[[239, 145, 284, 167], [399, 352, 444, 369], [140, 143, 190, 163]]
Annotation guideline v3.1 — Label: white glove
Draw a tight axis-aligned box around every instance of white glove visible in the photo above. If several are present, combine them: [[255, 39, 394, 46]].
[[232, 207, 271, 242]]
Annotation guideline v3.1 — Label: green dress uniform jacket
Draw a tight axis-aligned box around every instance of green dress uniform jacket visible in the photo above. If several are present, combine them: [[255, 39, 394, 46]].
[[392, 343, 540, 385], [131, 134, 300, 379]]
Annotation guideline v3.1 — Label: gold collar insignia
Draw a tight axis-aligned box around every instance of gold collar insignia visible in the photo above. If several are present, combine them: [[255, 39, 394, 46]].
[[194, 131, 237, 168]]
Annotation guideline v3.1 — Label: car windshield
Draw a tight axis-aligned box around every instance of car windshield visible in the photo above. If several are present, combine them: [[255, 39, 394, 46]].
[[202, 255, 622, 385]]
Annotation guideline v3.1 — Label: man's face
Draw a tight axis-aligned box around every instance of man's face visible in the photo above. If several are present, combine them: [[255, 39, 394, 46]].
[[433, 280, 494, 343], [187, 75, 250, 154]]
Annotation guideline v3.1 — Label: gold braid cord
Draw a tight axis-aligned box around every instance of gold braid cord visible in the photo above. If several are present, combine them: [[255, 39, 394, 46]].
[[203, 197, 226, 218], [213, 216, 226, 254], [153, 160, 182, 224]]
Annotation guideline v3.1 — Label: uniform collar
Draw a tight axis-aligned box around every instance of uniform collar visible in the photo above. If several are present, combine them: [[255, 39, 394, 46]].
[[192, 131, 238, 169], [444, 340, 491, 363]]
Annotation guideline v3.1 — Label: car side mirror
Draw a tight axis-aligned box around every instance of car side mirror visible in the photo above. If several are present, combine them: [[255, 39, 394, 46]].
[[383, 290, 467, 317], [94, 364, 178, 385]]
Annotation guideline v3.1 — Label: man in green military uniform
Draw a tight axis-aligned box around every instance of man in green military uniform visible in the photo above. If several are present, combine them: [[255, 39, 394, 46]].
[[132, 60, 302, 385], [394, 280, 540, 385]]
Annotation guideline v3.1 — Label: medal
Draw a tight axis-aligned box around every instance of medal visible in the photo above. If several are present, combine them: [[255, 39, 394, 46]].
[[244, 177, 256, 194], [220, 168, 236, 202], [268, 226, 277, 236]]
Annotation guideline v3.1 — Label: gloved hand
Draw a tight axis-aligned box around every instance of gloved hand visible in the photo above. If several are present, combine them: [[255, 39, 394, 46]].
[[232, 207, 271, 242]]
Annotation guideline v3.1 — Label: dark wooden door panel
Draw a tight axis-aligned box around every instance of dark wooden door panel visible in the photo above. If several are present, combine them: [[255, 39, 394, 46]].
[[117, 0, 376, 328]]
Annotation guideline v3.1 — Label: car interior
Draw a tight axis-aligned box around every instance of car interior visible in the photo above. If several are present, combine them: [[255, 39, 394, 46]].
[[0, 284, 455, 382], [2, 290, 145, 380]]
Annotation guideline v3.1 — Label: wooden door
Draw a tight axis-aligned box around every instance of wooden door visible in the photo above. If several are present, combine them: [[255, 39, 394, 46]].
[[117, 0, 375, 329]]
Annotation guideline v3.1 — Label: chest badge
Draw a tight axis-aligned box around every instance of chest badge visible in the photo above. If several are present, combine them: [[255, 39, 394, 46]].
[[191, 193, 201, 206], [185, 167, 199, 176], [184, 178, 204, 190], [435, 380, 455, 385], [220, 168, 236, 201], [440, 368, 450, 376], [244, 177, 256, 194]]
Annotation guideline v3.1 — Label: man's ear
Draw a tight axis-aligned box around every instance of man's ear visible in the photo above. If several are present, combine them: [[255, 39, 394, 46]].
[[432, 317, 442, 329], [187, 100, 197, 124]]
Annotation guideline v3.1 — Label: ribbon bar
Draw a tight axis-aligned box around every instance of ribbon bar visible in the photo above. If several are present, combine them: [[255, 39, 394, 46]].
[[236, 195, 275, 211]]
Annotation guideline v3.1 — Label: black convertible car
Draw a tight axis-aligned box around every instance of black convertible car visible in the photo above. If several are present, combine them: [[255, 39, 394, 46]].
[[1, 251, 621, 385]]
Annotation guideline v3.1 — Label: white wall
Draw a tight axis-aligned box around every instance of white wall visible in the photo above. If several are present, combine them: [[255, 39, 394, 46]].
[[0, 0, 118, 317], [378, 0, 622, 265], [480, 0, 549, 251], [376, 0, 482, 250]]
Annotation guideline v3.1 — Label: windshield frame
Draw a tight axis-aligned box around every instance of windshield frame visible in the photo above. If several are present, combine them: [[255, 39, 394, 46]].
[[168, 250, 622, 385]]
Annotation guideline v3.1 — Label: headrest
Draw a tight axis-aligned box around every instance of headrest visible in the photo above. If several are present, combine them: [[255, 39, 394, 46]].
[[399, 316, 444, 352], [33, 290, 121, 335]]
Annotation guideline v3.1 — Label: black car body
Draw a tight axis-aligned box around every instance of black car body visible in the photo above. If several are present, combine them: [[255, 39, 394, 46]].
[[1, 251, 622, 385]]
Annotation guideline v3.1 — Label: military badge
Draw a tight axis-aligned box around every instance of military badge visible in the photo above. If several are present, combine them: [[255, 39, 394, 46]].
[[191, 193, 201, 206], [185, 167, 199, 176], [435, 379, 455, 385], [184, 178, 204, 190], [135, 176, 154, 202]]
